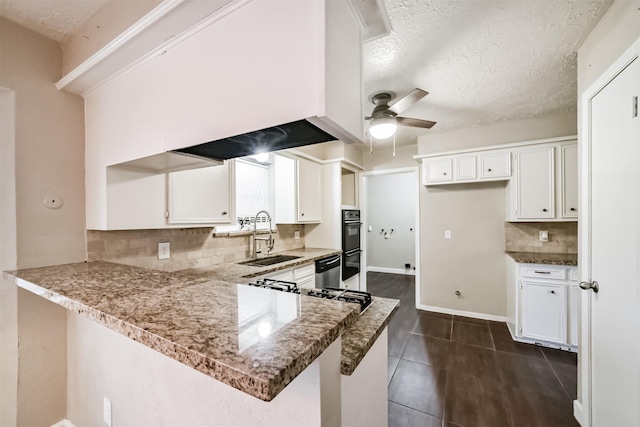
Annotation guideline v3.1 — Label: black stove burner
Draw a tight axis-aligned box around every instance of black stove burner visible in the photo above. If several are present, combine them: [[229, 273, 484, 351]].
[[247, 279, 373, 313]]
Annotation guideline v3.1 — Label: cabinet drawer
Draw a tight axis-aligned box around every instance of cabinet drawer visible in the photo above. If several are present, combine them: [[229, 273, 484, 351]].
[[266, 269, 294, 282], [521, 266, 566, 280], [479, 152, 511, 179], [293, 264, 315, 280], [298, 276, 315, 289]]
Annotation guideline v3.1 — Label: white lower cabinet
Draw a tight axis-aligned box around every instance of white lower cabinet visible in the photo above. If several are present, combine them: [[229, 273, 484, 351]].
[[506, 258, 578, 351], [521, 281, 567, 343]]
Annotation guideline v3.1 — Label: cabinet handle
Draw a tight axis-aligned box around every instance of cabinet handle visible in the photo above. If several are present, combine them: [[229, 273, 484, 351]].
[[534, 271, 551, 274], [301, 213, 305, 217], [487, 168, 492, 172], [443, 172, 447, 176], [550, 290, 556, 294], [542, 208, 548, 212], [570, 208, 576, 212], [222, 211, 228, 215]]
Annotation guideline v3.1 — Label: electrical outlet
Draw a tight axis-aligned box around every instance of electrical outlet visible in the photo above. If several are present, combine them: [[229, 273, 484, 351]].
[[158, 242, 170, 260], [294, 230, 300, 240], [539, 231, 549, 242], [103, 397, 112, 427], [444, 230, 452, 239]]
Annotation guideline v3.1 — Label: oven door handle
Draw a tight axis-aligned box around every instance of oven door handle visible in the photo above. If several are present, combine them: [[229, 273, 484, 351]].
[[344, 249, 363, 256]]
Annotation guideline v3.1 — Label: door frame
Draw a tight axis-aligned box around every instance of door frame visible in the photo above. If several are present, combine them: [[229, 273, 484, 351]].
[[359, 166, 421, 307], [578, 37, 640, 427]]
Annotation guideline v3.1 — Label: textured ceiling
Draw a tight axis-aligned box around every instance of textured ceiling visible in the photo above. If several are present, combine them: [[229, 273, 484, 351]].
[[364, 0, 613, 147], [0, 0, 107, 42]]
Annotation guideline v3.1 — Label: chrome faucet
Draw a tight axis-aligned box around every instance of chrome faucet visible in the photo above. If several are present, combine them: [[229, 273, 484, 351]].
[[252, 210, 275, 258]]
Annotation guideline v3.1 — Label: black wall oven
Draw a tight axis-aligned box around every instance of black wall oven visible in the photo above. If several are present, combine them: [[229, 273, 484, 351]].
[[342, 209, 362, 281]]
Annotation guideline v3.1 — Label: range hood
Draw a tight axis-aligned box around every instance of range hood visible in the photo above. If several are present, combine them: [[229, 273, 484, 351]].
[[112, 119, 337, 173], [173, 119, 336, 161]]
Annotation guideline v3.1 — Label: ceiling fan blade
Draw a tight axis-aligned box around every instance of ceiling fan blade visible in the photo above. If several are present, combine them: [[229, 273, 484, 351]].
[[388, 88, 429, 115], [396, 116, 437, 129]]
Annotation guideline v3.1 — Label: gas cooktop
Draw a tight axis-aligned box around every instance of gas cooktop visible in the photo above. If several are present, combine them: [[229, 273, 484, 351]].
[[248, 278, 372, 313]]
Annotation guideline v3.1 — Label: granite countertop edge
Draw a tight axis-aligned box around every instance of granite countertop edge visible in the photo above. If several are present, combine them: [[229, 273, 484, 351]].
[[505, 251, 578, 266]]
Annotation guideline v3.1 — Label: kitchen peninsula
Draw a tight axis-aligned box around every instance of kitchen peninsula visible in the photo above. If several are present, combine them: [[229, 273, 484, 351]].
[[3, 253, 398, 426]]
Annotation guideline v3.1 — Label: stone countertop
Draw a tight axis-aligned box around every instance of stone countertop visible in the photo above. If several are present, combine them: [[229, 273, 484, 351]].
[[175, 248, 342, 282], [506, 251, 578, 266], [4, 261, 359, 402], [5, 250, 400, 400], [340, 297, 399, 375]]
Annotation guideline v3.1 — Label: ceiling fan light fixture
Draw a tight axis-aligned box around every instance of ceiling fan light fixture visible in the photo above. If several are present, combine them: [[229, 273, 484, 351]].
[[369, 116, 397, 139]]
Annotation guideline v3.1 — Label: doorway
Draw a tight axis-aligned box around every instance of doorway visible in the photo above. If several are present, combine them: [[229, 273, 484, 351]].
[[360, 167, 420, 306]]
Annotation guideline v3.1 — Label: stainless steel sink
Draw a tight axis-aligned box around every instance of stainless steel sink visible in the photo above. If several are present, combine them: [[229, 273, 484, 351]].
[[237, 255, 301, 267]]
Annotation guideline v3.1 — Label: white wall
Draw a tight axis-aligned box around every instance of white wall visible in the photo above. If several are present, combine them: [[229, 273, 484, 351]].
[[366, 172, 416, 272], [0, 17, 86, 426]]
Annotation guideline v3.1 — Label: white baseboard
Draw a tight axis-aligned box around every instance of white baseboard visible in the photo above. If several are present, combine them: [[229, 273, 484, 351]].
[[416, 304, 506, 322], [367, 266, 415, 276], [51, 420, 76, 427], [573, 400, 584, 426]]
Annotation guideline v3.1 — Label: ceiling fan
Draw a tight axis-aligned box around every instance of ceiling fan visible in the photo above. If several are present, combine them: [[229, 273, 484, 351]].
[[365, 88, 437, 140]]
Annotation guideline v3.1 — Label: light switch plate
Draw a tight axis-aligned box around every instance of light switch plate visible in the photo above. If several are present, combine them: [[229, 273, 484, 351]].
[[444, 230, 452, 239], [158, 242, 170, 260]]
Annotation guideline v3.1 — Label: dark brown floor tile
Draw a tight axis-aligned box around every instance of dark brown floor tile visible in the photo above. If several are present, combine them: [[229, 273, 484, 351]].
[[388, 360, 447, 418], [402, 334, 451, 368], [453, 315, 488, 325], [496, 351, 566, 399], [389, 329, 411, 358], [444, 371, 512, 427], [451, 322, 494, 349], [443, 423, 464, 427], [417, 309, 453, 320], [541, 347, 578, 366], [550, 361, 578, 400], [388, 356, 400, 385], [413, 314, 452, 340], [388, 402, 442, 427], [391, 307, 420, 333], [446, 341, 501, 382], [490, 323, 544, 359], [507, 386, 579, 427]]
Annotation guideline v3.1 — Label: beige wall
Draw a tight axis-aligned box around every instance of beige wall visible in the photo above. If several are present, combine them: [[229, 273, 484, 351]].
[[577, 0, 640, 94], [1, 18, 86, 426], [62, 0, 162, 74], [364, 113, 577, 317]]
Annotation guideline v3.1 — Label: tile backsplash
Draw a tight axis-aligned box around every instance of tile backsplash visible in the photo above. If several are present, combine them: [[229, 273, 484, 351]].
[[505, 222, 577, 254], [87, 224, 305, 272]]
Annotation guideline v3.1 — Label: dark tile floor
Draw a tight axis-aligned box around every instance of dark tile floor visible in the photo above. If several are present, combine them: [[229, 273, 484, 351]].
[[367, 271, 579, 427]]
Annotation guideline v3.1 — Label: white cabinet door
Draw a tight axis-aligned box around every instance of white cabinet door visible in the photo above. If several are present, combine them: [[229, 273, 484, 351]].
[[516, 147, 555, 219], [561, 144, 578, 219], [455, 156, 476, 181], [168, 163, 231, 224], [479, 152, 511, 179], [521, 281, 567, 343], [424, 158, 453, 183], [297, 158, 322, 223]]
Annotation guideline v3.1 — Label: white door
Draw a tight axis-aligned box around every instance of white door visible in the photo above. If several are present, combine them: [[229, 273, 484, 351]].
[[586, 56, 639, 426]]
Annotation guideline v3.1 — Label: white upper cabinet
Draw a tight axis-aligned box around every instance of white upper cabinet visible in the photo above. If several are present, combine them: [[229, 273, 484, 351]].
[[479, 151, 511, 179], [514, 146, 555, 219], [420, 150, 511, 186], [561, 144, 578, 219], [274, 155, 322, 224], [424, 158, 453, 183], [506, 139, 577, 222], [168, 163, 232, 224]]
